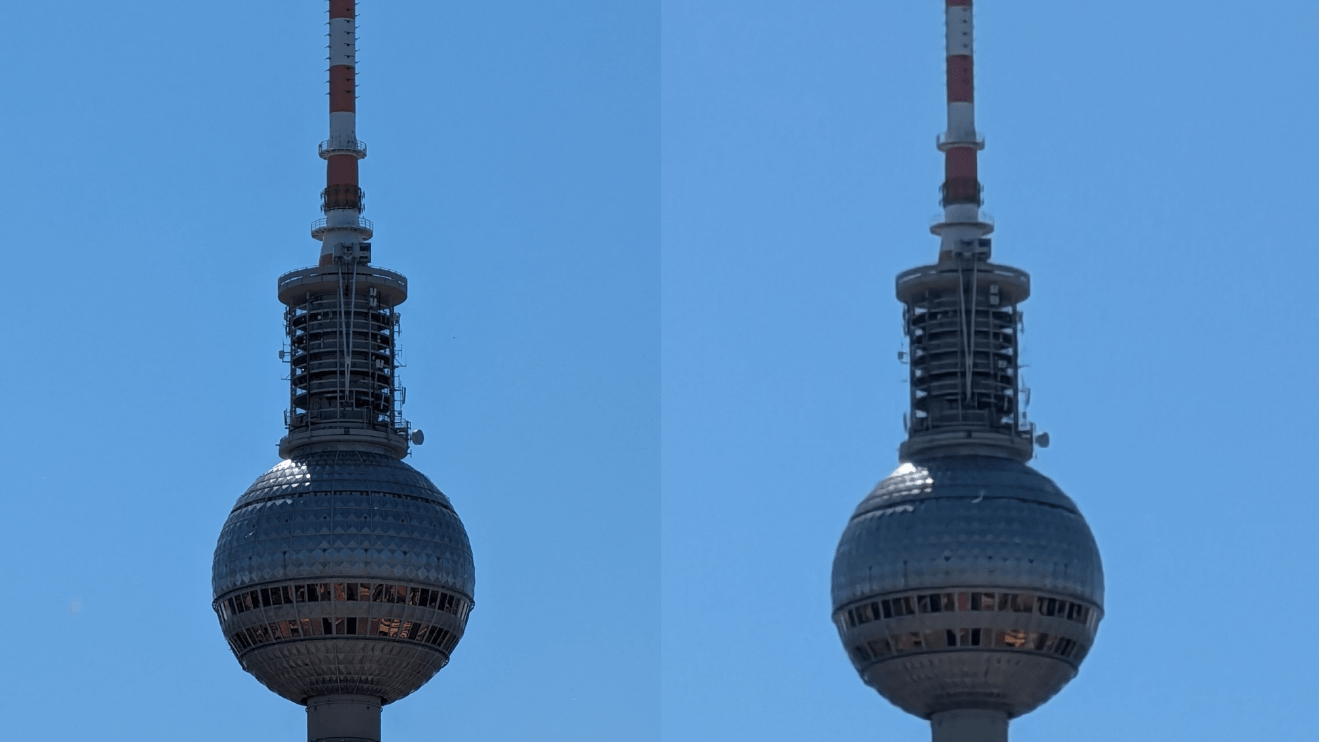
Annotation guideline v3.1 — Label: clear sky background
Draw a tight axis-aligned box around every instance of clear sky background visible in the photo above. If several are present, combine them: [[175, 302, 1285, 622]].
[[663, 0, 1319, 740], [0, 2, 656, 740]]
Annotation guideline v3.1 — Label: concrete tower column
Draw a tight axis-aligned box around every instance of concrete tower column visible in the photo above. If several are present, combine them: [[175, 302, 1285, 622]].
[[931, 710, 1009, 742], [307, 694, 382, 742]]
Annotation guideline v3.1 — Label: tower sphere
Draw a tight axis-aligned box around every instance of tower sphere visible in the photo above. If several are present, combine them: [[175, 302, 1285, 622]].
[[831, 456, 1102, 718], [212, 450, 475, 704]]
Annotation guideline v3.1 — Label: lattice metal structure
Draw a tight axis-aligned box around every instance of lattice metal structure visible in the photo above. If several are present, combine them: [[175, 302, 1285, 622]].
[[829, 3, 1103, 741], [898, 260, 1033, 462], [211, 4, 473, 741], [279, 265, 411, 459]]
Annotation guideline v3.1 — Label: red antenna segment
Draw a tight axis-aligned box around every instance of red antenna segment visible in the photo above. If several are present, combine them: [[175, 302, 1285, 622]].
[[316, 0, 373, 266], [933, 0, 992, 262]]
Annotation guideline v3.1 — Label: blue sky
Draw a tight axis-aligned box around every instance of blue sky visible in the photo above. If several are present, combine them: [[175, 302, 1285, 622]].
[[3, 0, 1317, 740]]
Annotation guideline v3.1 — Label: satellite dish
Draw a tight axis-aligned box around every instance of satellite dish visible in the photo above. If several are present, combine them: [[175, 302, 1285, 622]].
[[1035, 432, 1050, 449], [411, 429, 425, 446]]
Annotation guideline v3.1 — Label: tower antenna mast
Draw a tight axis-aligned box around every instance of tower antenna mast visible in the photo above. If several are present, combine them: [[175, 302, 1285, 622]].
[[933, 0, 993, 264]]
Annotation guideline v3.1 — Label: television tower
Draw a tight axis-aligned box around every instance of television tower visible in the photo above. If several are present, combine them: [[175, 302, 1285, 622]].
[[830, 3, 1103, 741], [211, 4, 475, 741]]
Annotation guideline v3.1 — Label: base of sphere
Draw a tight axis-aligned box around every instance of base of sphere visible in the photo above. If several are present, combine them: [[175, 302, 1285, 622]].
[[862, 649, 1076, 719], [239, 632, 450, 705]]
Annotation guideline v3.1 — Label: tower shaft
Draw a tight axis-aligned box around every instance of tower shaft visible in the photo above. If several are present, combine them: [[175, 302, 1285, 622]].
[[931, 711, 1009, 742], [307, 695, 382, 742]]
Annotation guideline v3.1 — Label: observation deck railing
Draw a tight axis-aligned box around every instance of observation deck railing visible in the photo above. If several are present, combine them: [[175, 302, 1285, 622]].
[[277, 264, 408, 305], [318, 137, 368, 158], [895, 261, 1026, 291], [929, 210, 994, 229], [310, 216, 374, 240], [936, 132, 986, 151]]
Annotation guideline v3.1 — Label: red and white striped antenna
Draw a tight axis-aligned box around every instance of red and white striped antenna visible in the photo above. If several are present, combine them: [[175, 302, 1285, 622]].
[[932, 0, 993, 262], [314, 0, 373, 266], [893, 0, 1036, 461]]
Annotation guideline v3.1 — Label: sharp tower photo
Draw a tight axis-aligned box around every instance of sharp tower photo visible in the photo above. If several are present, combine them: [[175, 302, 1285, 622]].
[[830, 2, 1104, 740], [210, 3, 475, 741]]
